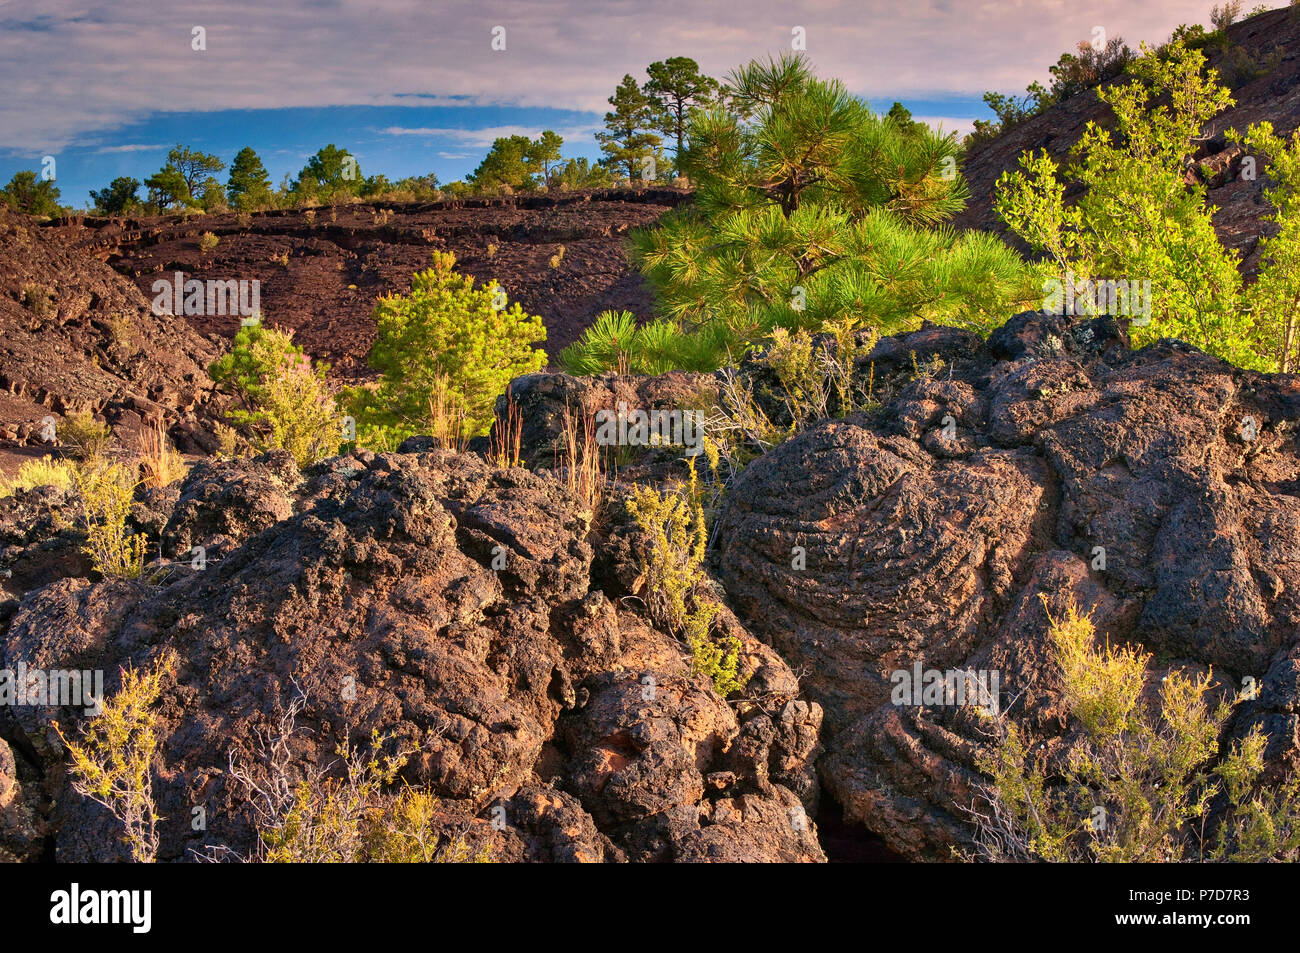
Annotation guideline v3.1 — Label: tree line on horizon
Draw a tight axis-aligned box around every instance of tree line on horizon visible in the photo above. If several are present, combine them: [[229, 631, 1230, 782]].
[[0, 55, 930, 218]]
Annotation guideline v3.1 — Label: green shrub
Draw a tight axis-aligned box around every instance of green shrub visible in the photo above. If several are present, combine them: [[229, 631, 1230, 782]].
[[209, 324, 341, 467], [552, 157, 614, 190], [210, 324, 294, 402], [59, 411, 113, 460], [2, 169, 62, 217], [346, 250, 546, 444], [692, 318, 878, 472], [972, 598, 1300, 862], [20, 283, 52, 319], [250, 730, 491, 864], [89, 176, 141, 216], [761, 319, 877, 429], [1237, 121, 1300, 371], [995, 39, 1281, 371]]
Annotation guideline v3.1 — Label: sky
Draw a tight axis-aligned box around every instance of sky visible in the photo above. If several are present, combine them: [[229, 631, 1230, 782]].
[[0, 0, 1232, 208]]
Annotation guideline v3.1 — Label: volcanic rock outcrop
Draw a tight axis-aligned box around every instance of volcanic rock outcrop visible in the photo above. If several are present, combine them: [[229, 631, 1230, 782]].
[[3, 301, 1299, 862], [714, 311, 1300, 859], [0, 448, 823, 862]]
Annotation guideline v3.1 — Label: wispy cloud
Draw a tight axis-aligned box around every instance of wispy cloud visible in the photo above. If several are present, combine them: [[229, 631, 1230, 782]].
[[94, 143, 167, 153], [0, 0, 1213, 153], [381, 123, 603, 147], [913, 116, 977, 137]]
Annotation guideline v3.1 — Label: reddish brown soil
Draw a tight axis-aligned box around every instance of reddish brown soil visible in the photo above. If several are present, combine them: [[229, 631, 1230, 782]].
[[0, 204, 225, 466], [64, 188, 689, 378]]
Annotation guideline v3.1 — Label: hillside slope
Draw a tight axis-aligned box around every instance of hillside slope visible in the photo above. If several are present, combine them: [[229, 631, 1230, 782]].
[[954, 6, 1300, 271], [0, 206, 224, 463], [62, 188, 688, 377]]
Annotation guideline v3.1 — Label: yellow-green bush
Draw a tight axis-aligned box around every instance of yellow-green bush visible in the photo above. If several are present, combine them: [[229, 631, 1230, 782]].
[[1237, 120, 1300, 371], [625, 473, 746, 697], [55, 651, 175, 863], [59, 411, 112, 461], [257, 732, 491, 864], [763, 319, 878, 429], [702, 319, 878, 474], [994, 38, 1300, 372], [973, 597, 1300, 862], [74, 459, 147, 579], [209, 324, 341, 468], [0, 456, 77, 497]]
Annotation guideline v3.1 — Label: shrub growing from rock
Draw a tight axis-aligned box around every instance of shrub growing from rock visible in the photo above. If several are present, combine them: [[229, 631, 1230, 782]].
[[0, 457, 77, 497], [625, 471, 746, 697], [236, 727, 491, 863], [55, 652, 175, 863], [973, 598, 1300, 862], [58, 411, 113, 461]]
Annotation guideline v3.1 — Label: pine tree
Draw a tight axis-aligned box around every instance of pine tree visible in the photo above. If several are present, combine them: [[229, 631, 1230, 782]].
[[165, 145, 225, 197], [361, 174, 393, 197], [468, 135, 537, 191], [553, 157, 613, 190], [625, 54, 1032, 365], [2, 170, 61, 217], [144, 165, 190, 210], [195, 176, 226, 211], [643, 57, 719, 174], [89, 177, 140, 215], [530, 130, 564, 186], [293, 145, 362, 202], [347, 251, 546, 442], [596, 75, 663, 180], [886, 101, 926, 136], [227, 147, 273, 210]]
